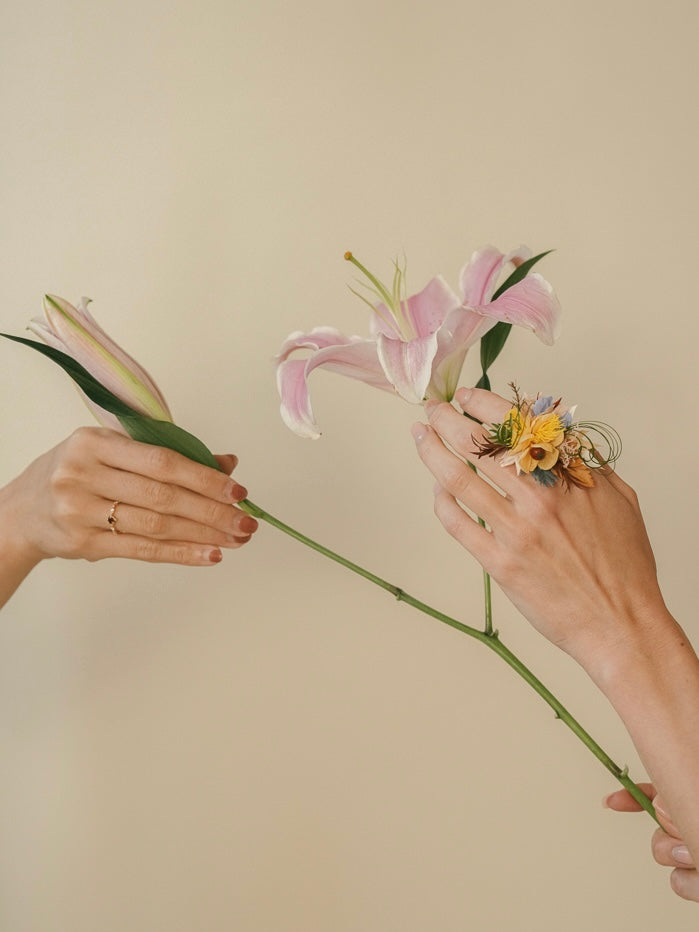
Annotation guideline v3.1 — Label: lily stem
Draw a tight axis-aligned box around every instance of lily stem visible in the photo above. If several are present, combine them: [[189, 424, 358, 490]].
[[239, 497, 657, 824]]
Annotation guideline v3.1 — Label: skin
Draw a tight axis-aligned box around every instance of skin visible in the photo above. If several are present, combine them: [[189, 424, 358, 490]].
[[0, 427, 258, 609], [411, 386, 699, 902]]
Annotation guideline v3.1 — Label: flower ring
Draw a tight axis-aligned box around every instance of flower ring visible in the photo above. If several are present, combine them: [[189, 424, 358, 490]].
[[473, 384, 621, 489]]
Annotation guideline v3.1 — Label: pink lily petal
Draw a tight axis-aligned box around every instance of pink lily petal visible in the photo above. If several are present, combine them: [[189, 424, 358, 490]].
[[369, 275, 460, 340], [459, 245, 532, 306], [428, 306, 496, 401], [72, 297, 171, 418], [277, 330, 392, 438], [376, 331, 440, 404], [27, 316, 127, 432], [469, 273, 561, 345], [39, 295, 172, 421]]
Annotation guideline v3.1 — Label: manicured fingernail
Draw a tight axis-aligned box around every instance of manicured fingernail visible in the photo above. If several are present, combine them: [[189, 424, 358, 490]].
[[240, 516, 258, 534], [456, 388, 473, 407], [672, 845, 694, 866], [411, 422, 428, 443], [653, 796, 670, 820], [209, 548, 223, 564], [227, 481, 247, 502]]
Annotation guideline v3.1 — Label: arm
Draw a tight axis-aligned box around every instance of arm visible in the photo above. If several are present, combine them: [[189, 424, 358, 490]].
[[0, 427, 258, 610], [411, 387, 699, 892]]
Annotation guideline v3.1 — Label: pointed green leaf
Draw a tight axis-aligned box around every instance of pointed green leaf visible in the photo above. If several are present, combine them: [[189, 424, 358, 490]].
[[1, 333, 222, 471], [117, 415, 221, 469], [490, 250, 553, 301]]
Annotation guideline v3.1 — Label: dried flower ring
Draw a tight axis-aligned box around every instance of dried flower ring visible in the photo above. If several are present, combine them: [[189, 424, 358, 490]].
[[473, 384, 621, 489]]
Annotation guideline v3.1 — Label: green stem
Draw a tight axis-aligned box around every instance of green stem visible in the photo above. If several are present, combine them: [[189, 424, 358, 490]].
[[239, 497, 658, 824], [467, 461, 494, 636]]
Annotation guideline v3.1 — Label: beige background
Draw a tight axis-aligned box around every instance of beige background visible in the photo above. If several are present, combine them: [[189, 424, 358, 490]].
[[1, 0, 698, 929]]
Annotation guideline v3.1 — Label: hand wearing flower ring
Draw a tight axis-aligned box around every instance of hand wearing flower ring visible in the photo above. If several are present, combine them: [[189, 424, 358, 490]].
[[412, 385, 699, 903], [0, 429, 258, 609]]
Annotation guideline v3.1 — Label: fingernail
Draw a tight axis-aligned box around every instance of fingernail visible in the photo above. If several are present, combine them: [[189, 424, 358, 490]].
[[240, 516, 258, 534], [672, 845, 694, 866], [209, 548, 223, 564], [456, 387, 473, 407], [653, 796, 670, 820], [411, 422, 428, 443], [227, 481, 247, 502]]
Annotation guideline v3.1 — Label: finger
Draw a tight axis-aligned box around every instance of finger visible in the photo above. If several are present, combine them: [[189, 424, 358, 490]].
[[213, 453, 239, 475], [433, 485, 498, 571], [90, 467, 254, 537], [670, 868, 699, 902], [89, 532, 225, 565], [652, 829, 696, 869], [455, 386, 514, 426], [92, 431, 248, 503], [602, 784, 656, 812], [424, 399, 523, 497], [97, 500, 257, 547], [411, 422, 512, 528], [653, 796, 683, 838]]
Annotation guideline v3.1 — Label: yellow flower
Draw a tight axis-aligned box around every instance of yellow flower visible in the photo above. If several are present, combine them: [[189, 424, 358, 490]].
[[517, 441, 560, 473]]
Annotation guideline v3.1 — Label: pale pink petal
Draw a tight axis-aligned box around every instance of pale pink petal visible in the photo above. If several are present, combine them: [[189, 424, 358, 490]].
[[72, 297, 171, 418], [368, 276, 460, 340], [369, 307, 402, 339], [469, 273, 561, 345], [277, 358, 322, 439], [403, 275, 461, 338], [28, 317, 127, 432], [277, 335, 391, 438], [427, 307, 496, 401], [276, 326, 361, 361], [376, 331, 439, 404], [459, 245, 532, 306], [41, 295, 171, 420]]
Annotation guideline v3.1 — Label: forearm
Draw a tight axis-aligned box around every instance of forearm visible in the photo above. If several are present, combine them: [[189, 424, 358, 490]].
[[0, 479, 43, 609], [586, 611, 699, 858]]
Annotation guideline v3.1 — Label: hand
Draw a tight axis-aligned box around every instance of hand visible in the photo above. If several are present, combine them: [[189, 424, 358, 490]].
[[411, 387, 671, 673], [1, 427, 258, 568], [605, 785, 699, 902]]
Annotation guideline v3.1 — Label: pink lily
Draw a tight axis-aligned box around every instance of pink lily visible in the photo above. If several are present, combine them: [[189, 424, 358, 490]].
[[276, 246, 561, 438], [29, 294, 172, 431]]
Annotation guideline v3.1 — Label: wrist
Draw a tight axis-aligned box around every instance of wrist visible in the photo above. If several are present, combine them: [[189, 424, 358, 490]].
[[0, 477, 45, 575], [577, 605, 696, 704]]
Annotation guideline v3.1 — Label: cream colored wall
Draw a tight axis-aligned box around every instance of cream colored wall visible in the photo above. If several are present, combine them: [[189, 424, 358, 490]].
[[1, 1, 698, 929]]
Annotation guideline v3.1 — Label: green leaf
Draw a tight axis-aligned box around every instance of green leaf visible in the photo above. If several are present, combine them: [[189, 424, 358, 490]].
[[479, 323, 511, 375], [475, 371, 491, 391], [1, 333, 222, 471], [117, 415, 221, 469], [490, 249, 553, 302], [478, 250, 554, 377]]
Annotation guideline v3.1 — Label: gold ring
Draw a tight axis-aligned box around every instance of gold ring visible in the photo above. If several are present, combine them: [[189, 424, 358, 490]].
[[107, 501, 121, 534]]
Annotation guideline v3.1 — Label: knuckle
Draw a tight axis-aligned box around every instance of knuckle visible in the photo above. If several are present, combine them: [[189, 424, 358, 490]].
[[150, 481, 177, 510], [204, 499, 225, 527], [435, 498, 463, 538], [145, 445, 174, 476], [143, 510, 167, 536], [135, 539, 158, 562], [444, 463, 472, 497], [174, 546, 192, 564]]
